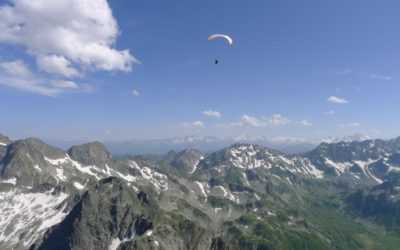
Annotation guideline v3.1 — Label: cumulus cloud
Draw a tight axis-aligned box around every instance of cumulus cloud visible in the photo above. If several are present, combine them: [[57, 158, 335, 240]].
[[268, 114, 290, 126], [37, 55, 80, 78], [0, 0, 137, 76], [0, 60, 92, 96], [339, 122, 361, 128], [0, 77, 60, 96], [50, 80, 79, 89], [132, 89, 140, 96], [327, 96, 348, 104], [232, 114, 291, 128], [219, 114, 320, 129], [0, 60, 32, 78], [370, 74, 392, 81], [202, 110, 221, 118], [0, 0, 136, 96], [241, 115, 265, 127]]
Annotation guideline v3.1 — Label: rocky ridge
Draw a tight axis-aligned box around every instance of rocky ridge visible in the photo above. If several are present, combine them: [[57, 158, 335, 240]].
[[1, 134, 400, 249]]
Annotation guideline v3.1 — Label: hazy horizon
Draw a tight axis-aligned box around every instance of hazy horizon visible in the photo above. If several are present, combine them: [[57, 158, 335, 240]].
[[2, 130, 395, 156]]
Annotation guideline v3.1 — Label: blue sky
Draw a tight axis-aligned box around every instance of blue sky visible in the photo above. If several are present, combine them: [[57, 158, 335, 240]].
[[0, 0, 399, 142]]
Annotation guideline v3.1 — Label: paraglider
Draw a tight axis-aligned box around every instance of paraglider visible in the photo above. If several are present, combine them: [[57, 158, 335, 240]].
[[208, 34, 233, 64], [208, 34, 234, 46]]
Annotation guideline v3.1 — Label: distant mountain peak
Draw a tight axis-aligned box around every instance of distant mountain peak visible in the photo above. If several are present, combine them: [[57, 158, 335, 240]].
[[167, 148, 204, 175], [67, 141, 111, 166]]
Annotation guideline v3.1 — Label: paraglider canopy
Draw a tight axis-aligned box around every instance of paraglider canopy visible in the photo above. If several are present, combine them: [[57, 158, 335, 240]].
[[208, 34, 233, 65], [208, 34, 233, 46]]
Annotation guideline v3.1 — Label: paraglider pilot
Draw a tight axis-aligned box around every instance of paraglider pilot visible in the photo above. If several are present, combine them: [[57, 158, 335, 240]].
[[208, 34, 233, 65]]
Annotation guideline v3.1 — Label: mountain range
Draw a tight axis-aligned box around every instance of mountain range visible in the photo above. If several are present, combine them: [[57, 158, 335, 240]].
[[1, 133, 400, 249], [101, 134, 372, 155]]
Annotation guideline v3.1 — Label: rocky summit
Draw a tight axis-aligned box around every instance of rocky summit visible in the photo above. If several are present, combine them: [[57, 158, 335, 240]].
[[1, 134, 400, 250]]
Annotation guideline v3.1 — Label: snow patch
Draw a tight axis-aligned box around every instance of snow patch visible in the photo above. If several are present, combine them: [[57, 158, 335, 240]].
[[242, 172, 250, 186], [44, 156, 69, 165], [129, 161, 168, 192], [104, 164, 137, 183], [189, 156, 204, 174], [324, 158, 352, 174], [214, 207, 223, 213], [55, 168, 67, 181], [73, 182, 85, 190], [213, 185, 240, 204], [108, 238, 121, 250], [295, 158, 324, 178], [194, 181, 208, 198], [0, 177, 17, 185], [286, 177, 293, 185], [108, 228, 136, 250], [278, 156, 293, 165], [46, 155, 103, 180], [354, 159, 383, 184], [229, 146, 266, 170], [227, 145, 324, 179], [69, 160, 102, 180], [33, 164, 42, 172], [0, 189, 68, 248]]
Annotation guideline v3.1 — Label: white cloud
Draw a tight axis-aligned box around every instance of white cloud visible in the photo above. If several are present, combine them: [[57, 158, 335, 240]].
[[370, 74, 392, 81], [0, 60, 92, 96], [50, 80, 79, 89], [267, 114, 290, 126], [339, 122, 361, 128], [202, 110, 221, 118], [327, 96, 348, 104], [0, 0, 137, 77], [132, 89, 140, 96], [324, 110, 335, 115], [235, 114, 291, 127], [0, 76, 60, 96], [37, 55, 80, 78], [216, 113, 294, 129], [0, 60, 32, 78], [299, 120, 312, 127], [182, 121, 205, 129], [241, 115, 264, 127]]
